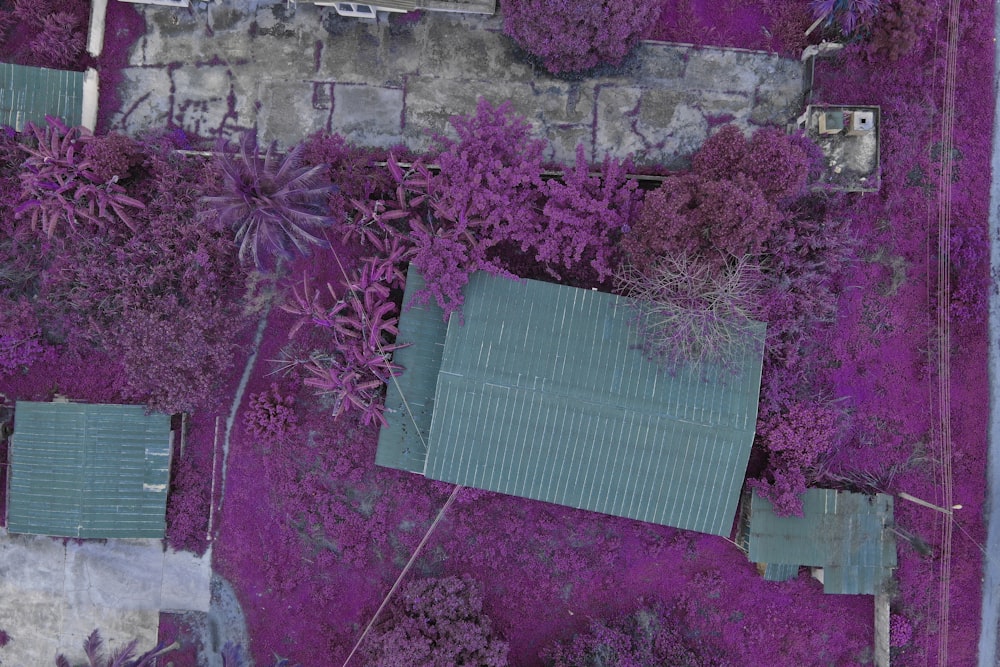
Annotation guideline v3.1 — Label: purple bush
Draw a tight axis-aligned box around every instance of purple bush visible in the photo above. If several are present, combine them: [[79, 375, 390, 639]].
[[889, 613, 913, 647], [28, 11, 85, 69], [37, 140, 248, 413], [431, 98, 545, 251], [751, 401, 843, 516], [298, 131, 391, 226], [16, 118, 145, 238], [165, 454, 210, 555], [244, 383, 298, 445], [501, 0, 662, 73], [364, 575, 509, 667], [541, 602, 722, 666], [0, 298, 50, 376], [350, 155, 511, 321], [279, 258, 406, 427], [537, 145, 642, 282], [203, 131, 335, 270], [810, 0, 881, 36]]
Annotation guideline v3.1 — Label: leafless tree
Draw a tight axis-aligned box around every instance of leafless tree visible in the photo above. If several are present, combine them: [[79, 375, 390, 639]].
[[616, 254, 762, 368]]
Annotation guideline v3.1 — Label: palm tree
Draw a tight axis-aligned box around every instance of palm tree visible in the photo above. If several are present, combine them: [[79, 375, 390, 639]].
[[202, 130, 336, 270], [55, 630, 178, 667]]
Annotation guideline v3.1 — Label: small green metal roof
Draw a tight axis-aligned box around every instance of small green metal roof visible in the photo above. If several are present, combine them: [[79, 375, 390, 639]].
[[0, 62, 84, 131], [7, 402, 172, 539], [378, 267, 766, 535], [748, 489, 897, 595]]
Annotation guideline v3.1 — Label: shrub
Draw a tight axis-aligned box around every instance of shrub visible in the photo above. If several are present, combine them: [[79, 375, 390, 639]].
[[616, 254, 763, 368], [244, 382, 298, 445], [16, 118, 145, 237], [0, 297, 50, 377], [889, 613, 913, 647], [203, 131, 335, 270], [298, 131, 391, 226], [501, 0, 662, 74], [364, 575, 509, 667], [751, 401, 842, 516], [431, 98, 545, 251], [537, 145, 642, 282], [541, 602, 716, 667], [620, 174, 705, 273], [279, 259, 406, 427], [37, 142, 248, 413], [866, 0, 938, 61], [28, 11, 84, 69], [165, 454, 210, 555], [809, 0, 881, 37], [691, 125, 819, 204]]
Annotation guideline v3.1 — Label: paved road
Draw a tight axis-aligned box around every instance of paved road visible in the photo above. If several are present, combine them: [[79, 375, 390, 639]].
[[112, 1, 803, 168], [977, 2, 1000, 662]]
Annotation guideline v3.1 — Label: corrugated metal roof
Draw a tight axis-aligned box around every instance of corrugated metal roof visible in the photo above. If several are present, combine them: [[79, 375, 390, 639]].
[[0, 62, 84, 131], [748, 489, 897, 594], [7, 402, 172, 539], [378, 267, 766, 535], [377, 269, 448, 473]]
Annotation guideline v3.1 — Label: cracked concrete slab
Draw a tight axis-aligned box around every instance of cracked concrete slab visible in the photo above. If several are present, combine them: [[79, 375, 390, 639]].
[[109, 1, 804, 168]]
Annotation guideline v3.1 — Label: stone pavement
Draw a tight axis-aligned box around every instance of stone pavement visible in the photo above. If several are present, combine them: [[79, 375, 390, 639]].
[[112, 1, 804, 167], [0, 531, 211, 666]]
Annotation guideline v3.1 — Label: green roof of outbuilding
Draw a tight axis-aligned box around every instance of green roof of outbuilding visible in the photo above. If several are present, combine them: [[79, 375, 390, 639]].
[[378, 267, 766, 536], [748, 489, 897, 594], [0, 62, 84, 131], [6, 402, 173, 539]]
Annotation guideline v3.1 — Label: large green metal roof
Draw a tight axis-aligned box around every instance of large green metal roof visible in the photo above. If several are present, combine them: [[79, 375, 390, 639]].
[[0, 62, 84, 131], [748, 489, 897, 594], [6, 402, 172, 539], [378, 267, 766, 536]]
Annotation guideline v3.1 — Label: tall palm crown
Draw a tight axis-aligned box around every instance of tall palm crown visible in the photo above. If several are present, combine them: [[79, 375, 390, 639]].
[[203, 130, 335, 269]]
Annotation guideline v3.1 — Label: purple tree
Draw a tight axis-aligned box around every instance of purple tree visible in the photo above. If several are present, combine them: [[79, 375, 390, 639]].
[[751, 401, 843, 516], [541, 602, 722, 666], [16, 117, 145, 238], [537, 145, 642, 282], [203, 131, 335, 270], [364, 575, 509, 667], [501, 0, 662, 74]]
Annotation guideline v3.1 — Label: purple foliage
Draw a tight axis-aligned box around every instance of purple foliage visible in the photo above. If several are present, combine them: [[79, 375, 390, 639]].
[[889, 613, 913, 647], [203, 131, 336, 270], [365, 575, 509, 667], [36, 141, 247, 413], [165, 454, 210, 555], [541, 602, 720, 667], [0, 298, 51, 377], [0, 628, 9, 647], [750, 402, 843, 516], [244, 382, 298, 445], [279, 253, 406, 427], [810, 0, 881, 36], [866, 0, 940, 61], [28, 11, 85, 69], [431, 98, 545, 252], [501, 0, 662, 73], [350, 154, 511, 321], [0, 0, 90, 71], [537, 145, 642, 282], [16, 118, 145, 238], [298, 131, 391, 226]]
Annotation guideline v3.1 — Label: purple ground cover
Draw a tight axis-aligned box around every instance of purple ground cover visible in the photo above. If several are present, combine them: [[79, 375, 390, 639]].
[[0, 0, 992, 665]]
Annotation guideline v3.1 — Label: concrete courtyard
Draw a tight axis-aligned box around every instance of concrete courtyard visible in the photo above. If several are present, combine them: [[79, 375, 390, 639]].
[[113, 1, 804, 167], [0, 531, 210, 666]]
